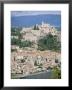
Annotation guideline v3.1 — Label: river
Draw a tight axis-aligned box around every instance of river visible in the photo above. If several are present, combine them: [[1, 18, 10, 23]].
[[20, 70, 52, 79]]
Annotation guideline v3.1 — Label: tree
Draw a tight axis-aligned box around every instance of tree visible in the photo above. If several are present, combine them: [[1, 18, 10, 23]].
[[11, 37, 33, 48], [11, 38, 21, 45], [51, 66, 61, 79], [38, 34, 61, 52], [33, 25, 39, 30], [11, 27, 21, 36], [34, 61, 38, 66], [19, 40, 33, 48]]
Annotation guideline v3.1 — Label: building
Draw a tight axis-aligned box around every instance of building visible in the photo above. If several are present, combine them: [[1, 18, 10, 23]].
[[22, 32, 38, 43], [11, 50, 61, 75]]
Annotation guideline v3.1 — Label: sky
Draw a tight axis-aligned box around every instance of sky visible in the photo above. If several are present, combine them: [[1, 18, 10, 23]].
[[11, 11, 61, 17]]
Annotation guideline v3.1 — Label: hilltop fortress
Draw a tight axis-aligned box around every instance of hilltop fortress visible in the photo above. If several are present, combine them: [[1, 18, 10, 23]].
[[20, 21, 59, 43]]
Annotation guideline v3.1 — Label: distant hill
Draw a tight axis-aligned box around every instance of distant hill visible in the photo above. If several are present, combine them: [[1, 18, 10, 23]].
[[11, 14, 61, 28]]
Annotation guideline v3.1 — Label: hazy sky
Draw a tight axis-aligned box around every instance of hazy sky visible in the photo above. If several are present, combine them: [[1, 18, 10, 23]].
[[11, 11, 61, 17]]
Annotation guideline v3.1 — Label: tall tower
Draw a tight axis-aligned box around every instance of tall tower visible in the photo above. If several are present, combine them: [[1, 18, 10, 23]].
[[42, 21, 44, 25]]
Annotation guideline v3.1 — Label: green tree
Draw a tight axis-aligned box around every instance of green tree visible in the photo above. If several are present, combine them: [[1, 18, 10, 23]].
[[52, 66, 61, 79], [19, 40, 33, 48], [38, 34, 61, 52], [11, 38, 21, 45], [11, 27, 21, 36], [33, 25, 39, 30], [11, 38, 33, 48]]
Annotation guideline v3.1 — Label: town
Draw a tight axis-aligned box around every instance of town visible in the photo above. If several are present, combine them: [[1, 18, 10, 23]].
[[11, 21, 61, 79]]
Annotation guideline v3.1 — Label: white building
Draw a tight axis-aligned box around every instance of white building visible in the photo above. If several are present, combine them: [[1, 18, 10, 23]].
[[38, 21, 58, 35]]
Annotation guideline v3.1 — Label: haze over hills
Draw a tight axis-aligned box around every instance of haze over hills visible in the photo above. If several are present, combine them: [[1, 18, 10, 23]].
[[11, 14, 61, 28]]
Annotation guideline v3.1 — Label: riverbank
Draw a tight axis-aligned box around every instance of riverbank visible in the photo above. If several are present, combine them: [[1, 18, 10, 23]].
[[11, 70, 52, 79]]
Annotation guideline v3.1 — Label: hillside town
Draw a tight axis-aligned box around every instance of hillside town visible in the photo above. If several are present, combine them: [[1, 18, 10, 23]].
[[11, 21, 61, 79]]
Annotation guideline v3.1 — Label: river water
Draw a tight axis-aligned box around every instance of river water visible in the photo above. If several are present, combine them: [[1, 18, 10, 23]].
[[20, 70, 52, 79]]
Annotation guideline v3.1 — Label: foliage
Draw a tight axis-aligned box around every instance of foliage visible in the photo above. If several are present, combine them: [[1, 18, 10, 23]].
[[38, 63, 43, 68], [11, 27, 21, 36], [11, 49, 17, 52], [55, 59, 58, 63], [19, 40, 32, 48], [11, 38, 21, 45], [52, 66, 61, 79], [11, 38, 32, 48], [21, 59, 25, 63], [38, 34, 61, 52], [33, 25, 39, 30], [34, 60, 38, 66]]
